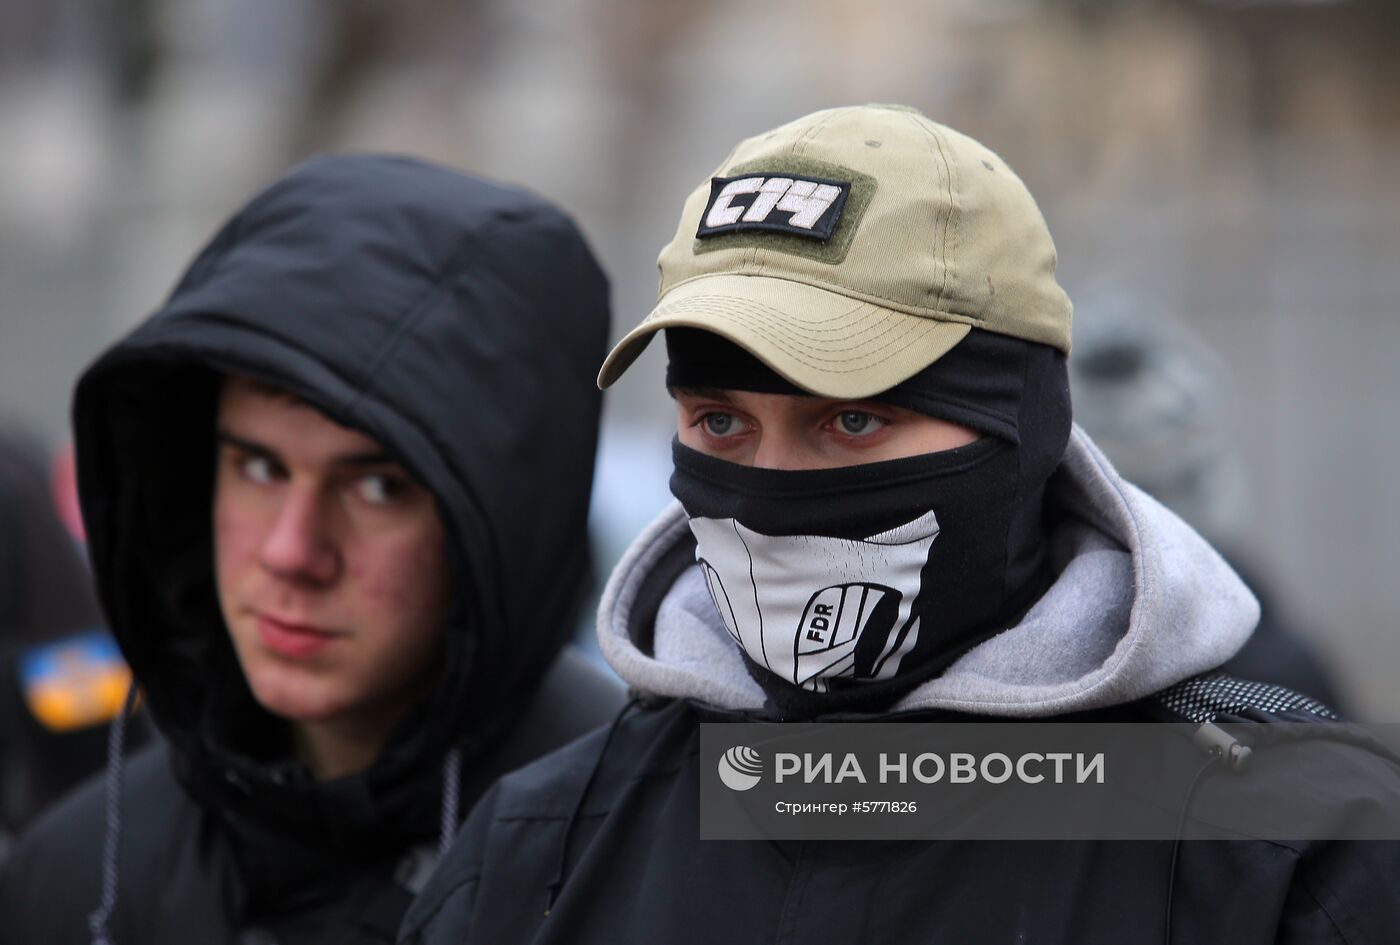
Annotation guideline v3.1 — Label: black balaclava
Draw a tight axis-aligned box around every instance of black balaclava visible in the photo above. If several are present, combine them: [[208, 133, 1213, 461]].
[[666, 327, 1071, 717]]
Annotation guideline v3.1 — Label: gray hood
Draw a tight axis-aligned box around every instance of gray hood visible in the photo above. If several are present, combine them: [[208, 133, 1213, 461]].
[[598, 426, 1259, 718]]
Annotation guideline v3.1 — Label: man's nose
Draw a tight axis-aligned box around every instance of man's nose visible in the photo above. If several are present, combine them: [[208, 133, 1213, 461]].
[[751, 430, 818, 471], [258, 489, 339, 584]]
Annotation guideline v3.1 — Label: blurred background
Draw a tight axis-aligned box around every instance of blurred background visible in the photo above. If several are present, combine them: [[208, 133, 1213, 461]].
[[1, 0, 1396, 744]]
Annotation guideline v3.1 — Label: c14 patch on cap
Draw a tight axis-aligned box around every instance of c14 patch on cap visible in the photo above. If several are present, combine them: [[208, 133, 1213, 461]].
[[697, 174, 850, 242]]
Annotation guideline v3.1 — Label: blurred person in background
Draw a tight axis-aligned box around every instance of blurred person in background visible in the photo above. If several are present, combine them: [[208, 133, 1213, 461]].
[[0, 426, 137, 857], [0, 154, 623, 943], [1070, 308, 1345, 708], [402, 105, 1400, 945]]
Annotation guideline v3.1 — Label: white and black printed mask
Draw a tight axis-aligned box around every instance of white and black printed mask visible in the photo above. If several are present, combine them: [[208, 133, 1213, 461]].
[[670, 433, 1055, 711], [689, 509, 941, 692]]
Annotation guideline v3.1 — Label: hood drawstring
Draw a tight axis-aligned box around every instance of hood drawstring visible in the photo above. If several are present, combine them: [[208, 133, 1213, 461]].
[[438, 746, 463, 856], [88, 682, 139, 945], [544, 698, 639, 917]]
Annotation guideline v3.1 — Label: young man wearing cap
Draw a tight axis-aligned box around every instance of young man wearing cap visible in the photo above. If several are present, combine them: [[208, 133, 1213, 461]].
[[0, 155, 625, 943], [401, 106, 1400, 945]]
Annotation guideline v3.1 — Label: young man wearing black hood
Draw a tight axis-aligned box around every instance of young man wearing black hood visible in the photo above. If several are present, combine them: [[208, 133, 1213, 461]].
[[0, 154, 624, 943], [401, 106, 1400, 944]]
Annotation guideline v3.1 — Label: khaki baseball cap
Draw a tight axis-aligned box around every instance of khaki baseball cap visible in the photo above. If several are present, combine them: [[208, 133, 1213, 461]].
[[598, 104, 1072, 398]]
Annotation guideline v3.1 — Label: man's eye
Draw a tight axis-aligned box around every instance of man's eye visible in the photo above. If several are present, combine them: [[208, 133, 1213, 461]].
[[355, 474, 406, 505], [701, 413, 740, 437], [835, 411, 885, 436], [239, 455, 277, 485]]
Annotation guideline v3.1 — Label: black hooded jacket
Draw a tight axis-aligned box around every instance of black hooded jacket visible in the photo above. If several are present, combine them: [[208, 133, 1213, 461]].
[[0, 155, 624, 943]]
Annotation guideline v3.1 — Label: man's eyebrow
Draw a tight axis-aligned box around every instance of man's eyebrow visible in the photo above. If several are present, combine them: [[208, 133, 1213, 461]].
[[332, 450, 397, 468], [216, 430, 278, 459], [215, 430, 395, 468], [669, 386, 735, 404]]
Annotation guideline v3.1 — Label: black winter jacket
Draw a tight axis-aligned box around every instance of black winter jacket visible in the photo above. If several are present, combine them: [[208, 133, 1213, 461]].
[[401, 433, 1400, 945], [0, 155, 623, 943], [404, 696, 1400, 945]]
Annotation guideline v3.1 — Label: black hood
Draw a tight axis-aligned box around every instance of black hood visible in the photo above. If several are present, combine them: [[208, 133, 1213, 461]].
[[70, 155, 610, 853]]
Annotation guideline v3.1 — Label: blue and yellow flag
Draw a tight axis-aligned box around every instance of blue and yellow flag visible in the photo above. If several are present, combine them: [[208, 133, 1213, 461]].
[[20, 631, 132, 732]]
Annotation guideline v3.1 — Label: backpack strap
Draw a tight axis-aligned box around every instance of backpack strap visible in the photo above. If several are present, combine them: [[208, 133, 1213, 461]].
[[1153, 670, 1339, 724]]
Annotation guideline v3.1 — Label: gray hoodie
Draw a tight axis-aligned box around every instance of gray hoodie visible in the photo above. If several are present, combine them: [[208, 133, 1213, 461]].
[[599, 425, 1260, 716]]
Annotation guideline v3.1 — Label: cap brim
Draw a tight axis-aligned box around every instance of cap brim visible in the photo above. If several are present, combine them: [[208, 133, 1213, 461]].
[[597, 274, 972, 399]]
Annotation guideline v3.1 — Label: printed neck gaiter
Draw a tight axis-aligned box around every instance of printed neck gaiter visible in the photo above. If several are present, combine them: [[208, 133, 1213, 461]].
[[666, 328, 1071, 717]]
